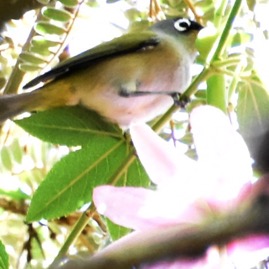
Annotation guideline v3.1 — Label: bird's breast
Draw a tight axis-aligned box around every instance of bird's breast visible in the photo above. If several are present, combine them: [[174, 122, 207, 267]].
[[68, 37, 192, 127]]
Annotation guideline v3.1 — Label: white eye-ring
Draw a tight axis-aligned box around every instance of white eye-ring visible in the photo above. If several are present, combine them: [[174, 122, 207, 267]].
[[174, 18, 191, 32]]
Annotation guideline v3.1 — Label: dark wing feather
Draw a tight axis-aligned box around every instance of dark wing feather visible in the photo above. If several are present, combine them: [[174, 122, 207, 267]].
[[23, 31, 160, 89]]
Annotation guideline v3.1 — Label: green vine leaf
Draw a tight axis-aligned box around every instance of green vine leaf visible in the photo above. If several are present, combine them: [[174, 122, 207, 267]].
[[35, 21, 67, 36], [42, 7, 73, 22], [31, 36, 60, 48], [0, 189, 29, 200], [0, 147, 12, 171], [58, 0, 80, 7], [17, 2, 83, 75], [0, 241, 8, 269], [106, 218, 131, 241], [15, 106, 122, 146], [19, 64, 43, 72], [237, 77, 269, 171], [105, 157, 150, 241], [116, 157, 150, 187], [26, 136, 149, 222], [19, 52, 46, 65], [237, 79, 269, 138]]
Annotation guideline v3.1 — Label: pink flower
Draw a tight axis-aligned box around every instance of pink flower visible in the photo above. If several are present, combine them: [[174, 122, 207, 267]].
[[93, 105, 269, 268]]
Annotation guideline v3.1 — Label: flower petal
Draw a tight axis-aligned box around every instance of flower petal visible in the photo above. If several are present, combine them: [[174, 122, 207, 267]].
[[190, 105, 253, 205], [130, 123, 195, 186], [227, 235, 269, 268], [93, 185, 206, 230], [93, 186, 156, 230]]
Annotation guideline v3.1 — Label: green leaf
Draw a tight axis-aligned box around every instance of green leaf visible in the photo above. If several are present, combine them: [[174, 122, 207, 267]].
[[19, 52, 45, 65], [9, 139, 23, 163], [31, 36, 60, 48], [0, 147, 12, 171], [37, 0, 51, 4], [178, 132, 193, 145], [185, 148, 197, 160], [195, 26, 219, 63], [106, 0, 122, 3], [29, 46, 52, 57], [58, 0, 79, 7], [0, 189, 30, 200], [104, 157, 150, 241], [35, 21, 66, 36], [26, 137, 126, 221], [30, 37, 59, 56], [117, 157, 150, 187], [26, 133, 150, 221], [231, 31, 252, 47], [194, 90, 207, 99], [0, 241, 8, 269], [19, 63, 43, 72], [15, 106, 122, 146], [106, 218, 131, 241], [237, 79, 269, 138], [42, 7, 72, 22], [237, 78, 269, 171], [207, 74, 227, 113]]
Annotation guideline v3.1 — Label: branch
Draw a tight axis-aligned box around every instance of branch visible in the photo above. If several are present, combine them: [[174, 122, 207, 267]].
[[0, 198, 28, 215], [0, 0, 42, 30], [56, 192, 269, 269]]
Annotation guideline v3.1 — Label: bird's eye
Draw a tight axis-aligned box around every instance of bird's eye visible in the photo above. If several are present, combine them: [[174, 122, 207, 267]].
[[174, 18, 191, 32]]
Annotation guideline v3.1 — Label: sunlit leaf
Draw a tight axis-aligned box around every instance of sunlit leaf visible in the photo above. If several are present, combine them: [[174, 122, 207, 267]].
[[195, 26, 219, 63], [15, 106, 122, 146], [26, 138, 124, 221], [178, 132, 193, 145], [107, 0, 122, 3], [237, 79, 269, 137], [9, 139, 23, 164], [30, 36, 60, 56], [0, 147, 12, 171], [106, 218, 131, 241], [185, 148, 198, 159], [58, 0, 79, 7], [31, 36, 60, 48], [0, 241, 8, 269], [231, 31, 252, 46], [116, 157, 150, 187], [26, 138, 126, 221], [194, 90, 207, 99], [35, 22, 67, 36], [246, 0, 256, 11], [36, 0, 51, 4], [19, 63, 43, 72], [237, 78, 269, 171], [207, 74, 226, 112], [104, 157, 150, 240], [42, 7, 72, 22], [19, 52, 45, 65], [0, 189, 30, 200], [29, 46, 52, 57]]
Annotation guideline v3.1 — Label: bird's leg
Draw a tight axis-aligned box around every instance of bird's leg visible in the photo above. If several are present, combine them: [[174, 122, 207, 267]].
[[118, 82, 189, 108]]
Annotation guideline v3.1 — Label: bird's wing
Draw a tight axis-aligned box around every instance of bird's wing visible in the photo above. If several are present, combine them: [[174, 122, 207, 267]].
[[23, 31, 160, 89]]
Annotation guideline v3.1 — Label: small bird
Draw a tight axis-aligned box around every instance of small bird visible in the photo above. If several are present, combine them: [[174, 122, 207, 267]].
[[0, 18, 202, 128]]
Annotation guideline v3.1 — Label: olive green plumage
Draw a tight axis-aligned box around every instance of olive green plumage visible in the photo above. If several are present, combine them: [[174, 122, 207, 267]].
[[0, 18, 202, 127]]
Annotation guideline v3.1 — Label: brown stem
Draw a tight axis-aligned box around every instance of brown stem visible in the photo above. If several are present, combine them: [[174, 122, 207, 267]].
[[57, 193, 269, 269]]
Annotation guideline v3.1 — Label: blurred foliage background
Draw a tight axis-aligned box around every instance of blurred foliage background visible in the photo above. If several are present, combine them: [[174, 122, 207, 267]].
[[0, 0, 269, 268]]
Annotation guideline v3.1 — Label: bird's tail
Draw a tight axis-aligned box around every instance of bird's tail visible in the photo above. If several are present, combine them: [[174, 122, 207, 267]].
[[0, 91, 42, 123], [0, 79, 79, 123]]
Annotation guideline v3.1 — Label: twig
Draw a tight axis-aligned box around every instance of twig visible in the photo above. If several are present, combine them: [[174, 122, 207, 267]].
[[55, 192, 269, 269]]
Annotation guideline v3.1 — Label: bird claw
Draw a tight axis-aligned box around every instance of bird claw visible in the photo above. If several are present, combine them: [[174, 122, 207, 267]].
[[170, 92, 189, 108]]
